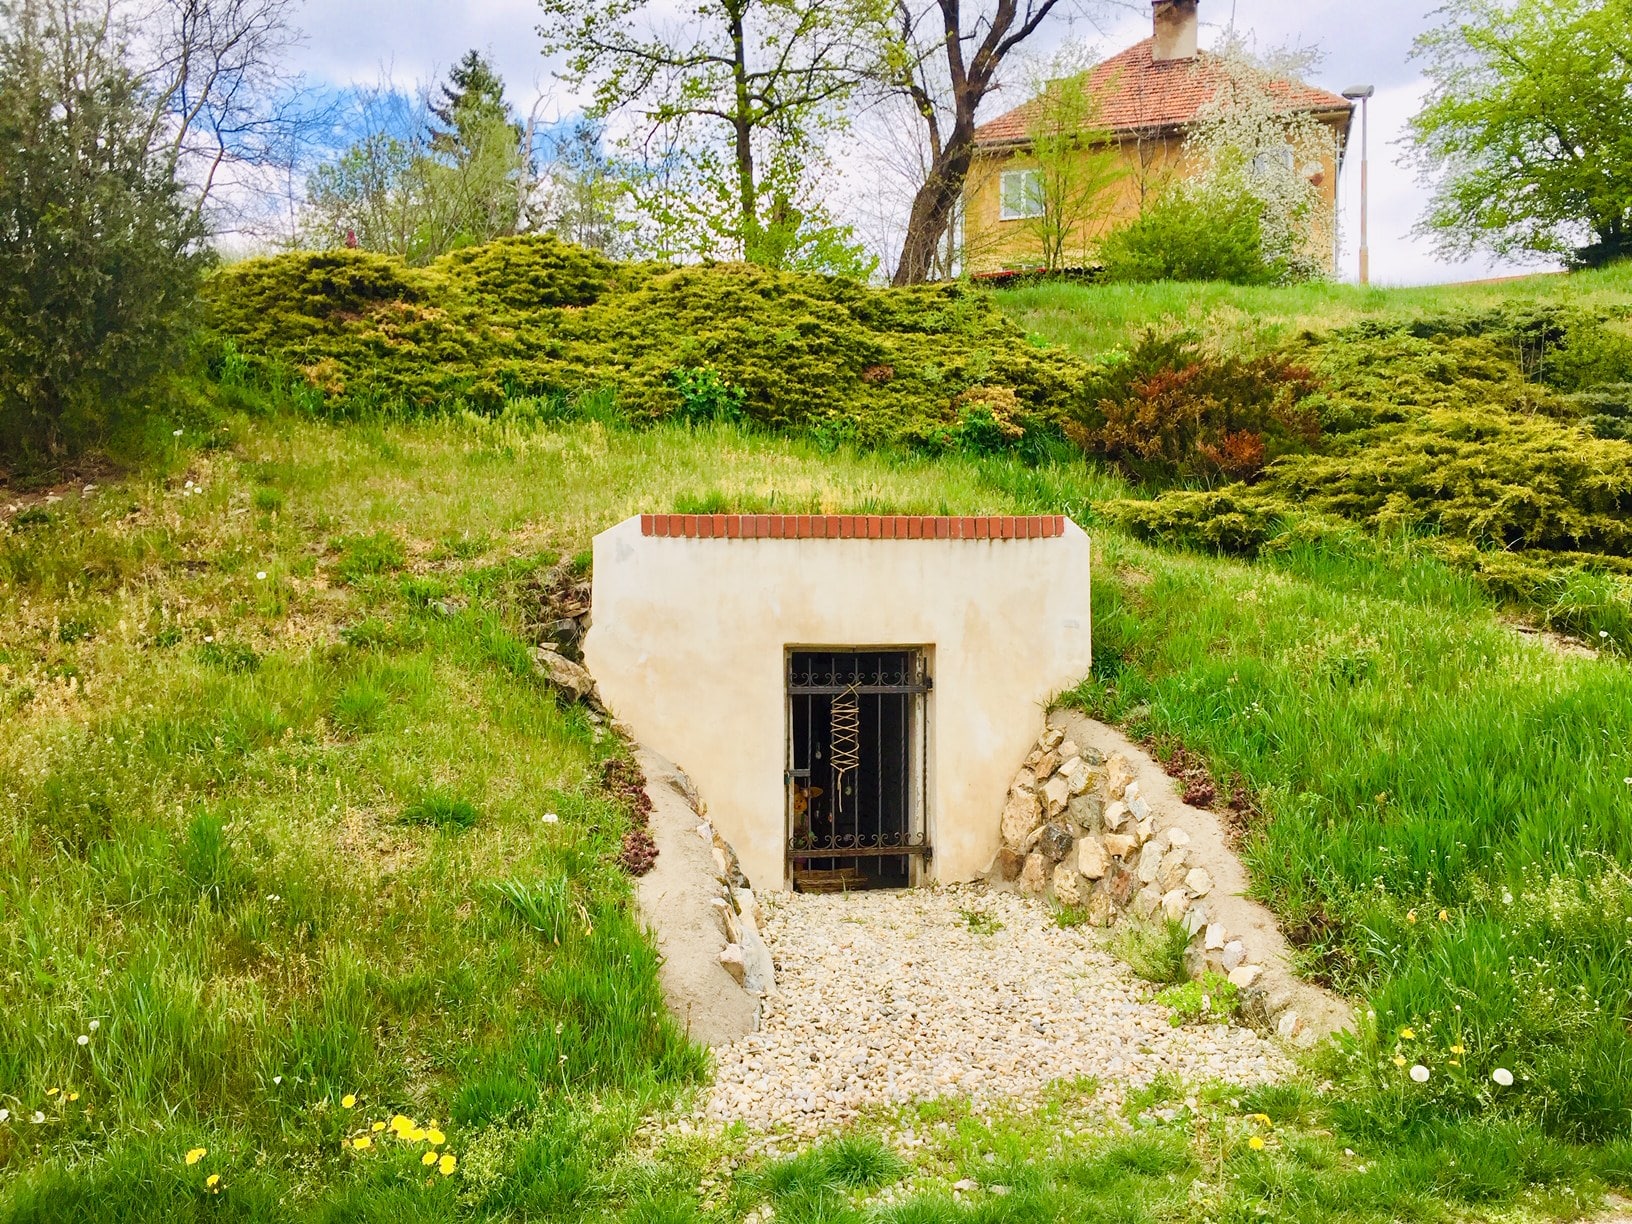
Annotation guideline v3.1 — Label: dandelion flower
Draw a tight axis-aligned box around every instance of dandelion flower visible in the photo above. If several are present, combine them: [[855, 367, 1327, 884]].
[[1492, 1068, 1514, 1087], [390, 1114, 413, 1134], [426, 1128, 446, 1145], [1248, 1136, 1265, 1151], [1406, 910, 1417, 924], [371, 1121, 385, 1132], [1410, 1065, 1430, 1083], [255, 571, 267, 581], [1392, 1055, 1407, 1067], [1437, 909, 1448, 922], [1450, 1043, 1465, 1055], [405, 1127, 427, 1142], [88, 1020, 99, 1032], [543, 812, 559, 823], [46, 1088, 58, 1097], [1399, 1027, 1416, 1040], [422, 1151, 438, 1166], [77, 1035, 89, 1046], [66, 1092, 78, 1102], [186, 1148, 207, 1165], [352, 1136, 372, 1150], [206, 1174, 220, 1189], [438, 1153, 456, 1176], [341, 1094, 356, 1109], [31, 1112, 44, 1124]]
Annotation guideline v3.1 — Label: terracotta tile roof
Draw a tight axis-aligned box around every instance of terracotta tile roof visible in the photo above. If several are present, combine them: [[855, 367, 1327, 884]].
[[973, 39, 1352, 147], [639, 514, 1068, 540]]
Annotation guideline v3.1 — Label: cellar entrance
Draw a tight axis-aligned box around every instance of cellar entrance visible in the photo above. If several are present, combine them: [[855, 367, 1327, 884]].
[[786, 649, 930, 892]]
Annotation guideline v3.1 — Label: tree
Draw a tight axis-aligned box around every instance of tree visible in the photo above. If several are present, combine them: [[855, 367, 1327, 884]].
[[536, 119, 631, 255], [0, 0, 206, 464], [1016, 46, 1124, 272], [302, 57, 528, 263], [1409, 0, 1632, 268], [1180, 39, 1337, 282], [879, 0, 1109, 285], [539, 0, 880, 270]]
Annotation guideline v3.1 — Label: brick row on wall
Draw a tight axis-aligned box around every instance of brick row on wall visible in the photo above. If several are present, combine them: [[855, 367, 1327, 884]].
[[638, 514, 1068, 540]]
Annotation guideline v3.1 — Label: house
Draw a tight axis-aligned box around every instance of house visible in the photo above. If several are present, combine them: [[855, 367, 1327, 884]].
[[963, 0, 1354, 275], [585, 514, 1092, 892]]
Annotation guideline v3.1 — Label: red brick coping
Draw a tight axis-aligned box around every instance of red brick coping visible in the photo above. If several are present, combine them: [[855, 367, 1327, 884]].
[[639, 514, 1067, 540]]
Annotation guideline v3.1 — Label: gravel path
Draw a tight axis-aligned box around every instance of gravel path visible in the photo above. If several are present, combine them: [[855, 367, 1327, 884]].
[[701, 884, 1287, 1137]]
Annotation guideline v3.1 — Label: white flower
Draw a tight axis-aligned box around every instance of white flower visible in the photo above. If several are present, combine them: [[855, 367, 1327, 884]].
[[185, 481, 194, 489], [0, 1108, 9, 1122], [173, 429, 183, 437], [88, 1019, 99, 1032], [76, 1034, 88, 1046], [1501, 890, 1513, 905], [255, 571, 267, 580], [1409, 1064, 1430, 1083], [543, 812, 559, 824], [1492, 1068, 1514, 1086], [273, 1075, 283, 1085], [204, 635, 214, 643], [30, 1111, 44, 1124]]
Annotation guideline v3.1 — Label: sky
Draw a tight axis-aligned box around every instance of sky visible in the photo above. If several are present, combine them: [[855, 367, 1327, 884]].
[[286, 0, 1547, 286]]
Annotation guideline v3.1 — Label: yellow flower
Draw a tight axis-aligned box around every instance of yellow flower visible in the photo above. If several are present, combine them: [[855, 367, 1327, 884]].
[[46, 1088, 59, 1097], [390, 1114, 413, 1134], [426, 1128, 446, 1146], [1399, 1027, 1416, 1040], [186, 1148, 207, 1166], [341, 1094, 357, 1109], [438, 1153, 456, 1176], [206, 1174, 220, 1189], [1448, 1059, 1461, 1067], [1248, 1136, 1266, 1151], [1247, 1113, 1272, 1126], [66, 1092, 79, 1102], [1393, 1055, 1407, 1068], [1406, 910, 1417, 924], [352, 1136, 372, 1150], [1450, 1044, 1466, 1055], [1437, 909, 1449, 922], [422, 1151, 438, 1166]]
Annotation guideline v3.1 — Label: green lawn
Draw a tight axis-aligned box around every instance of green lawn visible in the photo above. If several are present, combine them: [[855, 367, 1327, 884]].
[[3, 397, 1631, 1219], [991, 262, 1632, 356]]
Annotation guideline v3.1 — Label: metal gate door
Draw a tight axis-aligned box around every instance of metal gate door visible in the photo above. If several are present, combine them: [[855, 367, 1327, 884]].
[[786, 649, 930, 891]]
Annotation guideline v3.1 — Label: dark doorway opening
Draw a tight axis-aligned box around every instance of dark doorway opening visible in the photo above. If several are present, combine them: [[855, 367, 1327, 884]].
[[786, 649, 930, 892]]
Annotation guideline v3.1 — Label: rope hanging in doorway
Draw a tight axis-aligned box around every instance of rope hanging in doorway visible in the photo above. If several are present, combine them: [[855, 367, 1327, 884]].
[[829, 685, 861, 814]]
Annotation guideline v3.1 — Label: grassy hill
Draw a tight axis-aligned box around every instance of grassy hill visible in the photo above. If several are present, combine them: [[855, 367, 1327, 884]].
[[3, 249, 1632, 1220]]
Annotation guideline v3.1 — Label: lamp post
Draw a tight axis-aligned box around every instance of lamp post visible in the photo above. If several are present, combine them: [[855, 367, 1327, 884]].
[[1343, 85, 1375, 285]]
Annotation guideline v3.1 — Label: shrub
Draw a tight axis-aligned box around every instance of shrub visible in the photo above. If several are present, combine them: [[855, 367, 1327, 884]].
[[201, 242, 1093, 451], [1156, 972, 1239, 1026], [1069, 331, 1321, 482], [400, 793, 480, 831], [0, 8, 207, 466], [1096, 188, 1283, 286], [1111, 917, 1193, 984]]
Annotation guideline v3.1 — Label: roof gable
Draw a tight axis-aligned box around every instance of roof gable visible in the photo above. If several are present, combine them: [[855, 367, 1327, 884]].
[[972, 39, 1352, 147]]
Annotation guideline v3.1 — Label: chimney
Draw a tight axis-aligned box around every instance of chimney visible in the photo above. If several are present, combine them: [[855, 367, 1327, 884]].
[[1152, 0, 1199, 62]]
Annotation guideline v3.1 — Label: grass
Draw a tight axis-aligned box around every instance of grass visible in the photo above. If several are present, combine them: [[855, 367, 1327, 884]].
[[4, 357, 1632, 1216], [991, 261, 1632, 356]]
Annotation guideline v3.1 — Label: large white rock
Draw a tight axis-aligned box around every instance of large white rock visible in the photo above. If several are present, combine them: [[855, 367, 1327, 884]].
[[1204, 923, 1227, 951], [1160, 889, 1189, 921], [1228, 964, 1262, 989], [1061, 757, 1092, 796], [1222, 939, 1247, 971], [1000, 788, 1042, 850], [1137, 850, 1162, 885], [1103, 800, 1129, 832], [1041, 774, 1071, 816], [1184, 868, 1213, 897], [1053, 864, 1085, 907], [1078, 836, 1110, 880], [1103, 832, 1136, 859]]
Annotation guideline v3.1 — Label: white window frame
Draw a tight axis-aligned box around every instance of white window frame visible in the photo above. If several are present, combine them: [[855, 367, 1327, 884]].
[[998, 168, 1044, 221]]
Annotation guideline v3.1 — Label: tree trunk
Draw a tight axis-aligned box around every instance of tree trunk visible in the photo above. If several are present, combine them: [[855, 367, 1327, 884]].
[[893, 135, 973, 286], [729, 0, 758, 255]]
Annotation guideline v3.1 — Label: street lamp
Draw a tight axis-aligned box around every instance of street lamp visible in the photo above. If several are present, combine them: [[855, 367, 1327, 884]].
[[1343, 85, 1375, 285]]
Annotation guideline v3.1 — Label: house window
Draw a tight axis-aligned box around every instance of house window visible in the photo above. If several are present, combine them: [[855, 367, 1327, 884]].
[[999, 169, 1043, 220], [1251, 145, 1296, 179]]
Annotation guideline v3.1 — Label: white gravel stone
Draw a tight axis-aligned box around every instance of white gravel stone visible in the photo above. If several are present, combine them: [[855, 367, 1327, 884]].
[[698, 885, 1286, 1137]]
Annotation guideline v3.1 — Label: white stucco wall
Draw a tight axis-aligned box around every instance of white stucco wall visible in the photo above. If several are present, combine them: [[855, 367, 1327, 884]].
[[585, 516, 1092, 890]]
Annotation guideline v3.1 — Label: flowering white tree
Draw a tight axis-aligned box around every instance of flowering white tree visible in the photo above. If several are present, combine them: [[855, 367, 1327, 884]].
[[1181, 40, 1339, 282]]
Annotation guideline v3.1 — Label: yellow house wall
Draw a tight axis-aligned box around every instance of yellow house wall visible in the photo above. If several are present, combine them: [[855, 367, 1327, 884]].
[[963, 118, 1345, 275]]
